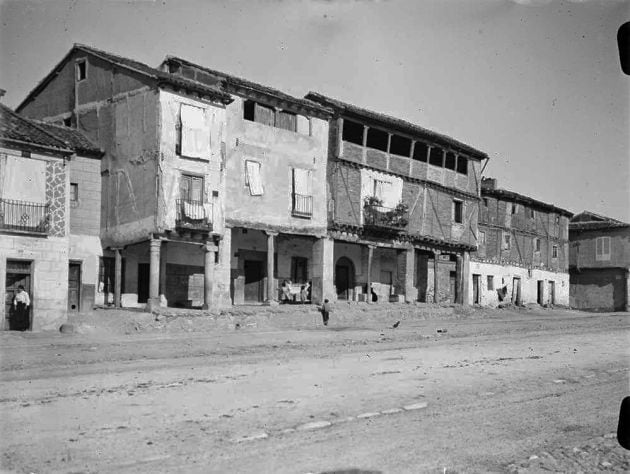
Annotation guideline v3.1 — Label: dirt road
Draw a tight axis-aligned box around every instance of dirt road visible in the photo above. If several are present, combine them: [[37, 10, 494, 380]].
[[0, 307, 628, 473]]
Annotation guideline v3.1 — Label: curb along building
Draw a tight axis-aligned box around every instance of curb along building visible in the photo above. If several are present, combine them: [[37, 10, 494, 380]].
[[470, 178, 572, 307], [305, 93, 489, 304]]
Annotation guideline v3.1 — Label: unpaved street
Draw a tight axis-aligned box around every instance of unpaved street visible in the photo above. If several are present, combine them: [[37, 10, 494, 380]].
[[1, 306, 629, 473]]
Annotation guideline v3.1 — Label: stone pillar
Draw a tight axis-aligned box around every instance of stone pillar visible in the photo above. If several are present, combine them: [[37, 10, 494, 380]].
[[202, 242, 218, 310], [266, 232, 278, 305], [404, 247, 417, 303], [433, 251, 440, 303], [147, 238, 161, 311], [114, 248, 122, 308], [455, 254, 464, 304], [312, 237, 335, 305], [159, 241, 168, 300], [367, 245, 374, 304], [462, 251, 470, 306]]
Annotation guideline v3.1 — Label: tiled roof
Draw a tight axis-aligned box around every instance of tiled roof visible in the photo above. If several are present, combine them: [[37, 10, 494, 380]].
[[482, 186, 573, 217], [0, 103, 71, 153], [569, 211, 629, 231], [305, 92, 488, 160], [34, 121, 102, 156], [17, 44, 233, 112], [162, 56, 333, 118]]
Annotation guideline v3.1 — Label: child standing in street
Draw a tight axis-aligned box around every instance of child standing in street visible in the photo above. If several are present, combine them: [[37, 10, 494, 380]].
[[320, 299, 331, 326]]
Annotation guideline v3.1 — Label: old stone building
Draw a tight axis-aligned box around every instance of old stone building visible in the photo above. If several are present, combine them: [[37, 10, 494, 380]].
[[470, 178, 572, 307], [17, 44, 234, 310], [569, 211, 630, 311], [1, 101, 102, 330], [160, 57, 333, 305], [305, 93, 488, 304]]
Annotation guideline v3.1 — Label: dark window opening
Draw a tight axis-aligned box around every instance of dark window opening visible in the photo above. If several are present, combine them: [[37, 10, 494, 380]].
[[63, 117, 72, 127], [413, 142, 428, 162], [76, 60, 87, 81], [243, 100, 256, 121], [456, 156, 468, 174], [342, 119, 364, 145], [529, 208, 535, 218], [453, 200, 463, 223], [70, 183, 78, 202], [389, 135, 411, 157], [552, 245, 558, 258], [487, 275, 494, 291], [277, 110, 297, 132], [168, 62, 182, 74], [429, 147, 444, 166], [445, 152, 456, 170], [512, 203, 517, 214], [366, 127, 389, 152], [291, 256, 308, 284], [483, 197, 489, 207]]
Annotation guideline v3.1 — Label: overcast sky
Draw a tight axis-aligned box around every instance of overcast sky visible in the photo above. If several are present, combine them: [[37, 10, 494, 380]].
[[1, 0, 628, 221]]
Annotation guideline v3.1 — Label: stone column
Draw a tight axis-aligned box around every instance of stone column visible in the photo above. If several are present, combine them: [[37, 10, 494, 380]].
[[404, 246, 417, 303], [312, 237, 334, 304], [433, 250, 440, 303], [367, 245, 374, 304], [455, 254, 464, 304], [114, 248, 122, 308], [266, 232, 278, 305], [202, 242, 218, 310], [159, 241, 168, 300], [147, 238, 161, 311]]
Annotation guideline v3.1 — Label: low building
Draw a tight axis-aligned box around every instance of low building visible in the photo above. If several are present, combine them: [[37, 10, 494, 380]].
[[469, 178, 572, 307], [569, 211, 630, 312], [0, 102, 102, 330]]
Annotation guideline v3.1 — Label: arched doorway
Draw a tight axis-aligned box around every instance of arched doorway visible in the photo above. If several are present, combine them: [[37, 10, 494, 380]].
[[335, 257, 355, 300]]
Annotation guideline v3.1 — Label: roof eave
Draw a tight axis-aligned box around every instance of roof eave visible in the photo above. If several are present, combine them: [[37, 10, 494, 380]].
[[0, 138, 73, 156]]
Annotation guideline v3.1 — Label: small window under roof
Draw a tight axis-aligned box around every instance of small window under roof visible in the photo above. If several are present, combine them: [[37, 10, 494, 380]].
[[342, 119, 364, 145], [413, 142, 428, 162], [457, 155, 468, 175], [389, 135, 411, 157], [429, 146, 443, 166], [366, 127, 389, 152], [445, 151, 456, 170]]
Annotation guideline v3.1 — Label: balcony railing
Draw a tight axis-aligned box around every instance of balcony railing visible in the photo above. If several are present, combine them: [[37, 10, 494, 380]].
[[0, 198, 49, 234], [292, 193, 313, 218], [176, 199, 213, 231], [363, 203, 409, 231]]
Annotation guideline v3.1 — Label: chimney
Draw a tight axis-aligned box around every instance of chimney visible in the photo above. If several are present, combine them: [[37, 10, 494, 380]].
[[481, 177, 497, 191]]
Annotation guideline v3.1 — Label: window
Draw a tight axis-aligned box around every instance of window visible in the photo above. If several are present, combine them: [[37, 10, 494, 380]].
[[511, 203, 518, 215], [487, 275, 494, 291], [529, 208, 535, 219], [452, 200, 463, 224], [390, 135, 412, 157], [445, 151, 456, 170], [456, 155, 468, 174], [503, 233, 511, 250], [180, 174, 204, 202], [99, 257, 115, 295], [76, 60, 87, 81], [342, 120, 364, 145], [413, 142, 428, 162], [552, 245, 558, 259], [429, 146, 443, 166], [555, 215, 561, 224], [179, 104, 210, 158], [483, 197, 489, 208], [63, 117, 72, 127], [534, 238, 541, 252], [277, 110, 297, 132], [291, 256, 308, 283], [366, 127, 389, 152], [596, 236, 611, 261], [478, 231, 486, 245], [70, 183, 79, 203], [292, 168, 313, 217], [245, 160, 264, 196]]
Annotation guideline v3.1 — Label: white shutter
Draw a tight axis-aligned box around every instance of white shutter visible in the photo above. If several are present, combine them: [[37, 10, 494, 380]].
[[246, 161, 264, 196], [181, 104, 210, 158]]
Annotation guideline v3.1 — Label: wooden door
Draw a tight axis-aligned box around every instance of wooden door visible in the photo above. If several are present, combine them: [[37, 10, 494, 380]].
[[335, 265, 350, 300], [68, 263, 81, 312], [244, 260, 264, 302], [472, 274, 480, 304], [5, 260, 32, 330], [449, 271, 457, 303], [512, 277, 522, 305], [537, 280, 544, 305], [548, 281, 555, 305]]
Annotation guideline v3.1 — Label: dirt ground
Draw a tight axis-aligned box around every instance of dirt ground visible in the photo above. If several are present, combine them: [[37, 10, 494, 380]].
[[0, 303, 628, 473]]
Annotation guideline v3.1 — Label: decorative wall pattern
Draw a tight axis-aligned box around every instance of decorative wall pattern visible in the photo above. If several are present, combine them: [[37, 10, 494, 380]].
[[46, 160, 66, 237]]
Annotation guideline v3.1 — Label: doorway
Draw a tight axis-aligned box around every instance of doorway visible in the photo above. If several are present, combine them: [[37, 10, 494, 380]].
[[548, 281, 555, 305], [335, 257, 355, 300], [537, 280, 544, 305], [449, 271, 457, 303], [68, 262, 81, 312], [512, 277, 522, 305], [138, 263, 150, 303], [244, 260, 264, 303], [472, 274, 481, 304], [5, 260, 32, 331]]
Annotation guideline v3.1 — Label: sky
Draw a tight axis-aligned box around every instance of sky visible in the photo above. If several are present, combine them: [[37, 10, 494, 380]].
[[1, 0, 628, 221]]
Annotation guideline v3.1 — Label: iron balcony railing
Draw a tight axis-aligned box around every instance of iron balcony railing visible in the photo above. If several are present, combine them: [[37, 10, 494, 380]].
[[363, 203, 409, 231], [0, 198, 50, 234], [176, 199, 213, 230], [292, 193, 313, 218]]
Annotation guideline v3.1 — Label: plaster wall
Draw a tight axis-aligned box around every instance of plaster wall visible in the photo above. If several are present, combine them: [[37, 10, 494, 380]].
[[468, 260, 569, 307], [569, 227, 630, 269], [69, 155, 101, 236], [69, 234, 102, 310]]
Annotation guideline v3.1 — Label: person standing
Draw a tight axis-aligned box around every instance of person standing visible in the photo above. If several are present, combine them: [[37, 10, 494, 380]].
[[11, 285, 30, 331], [320, 299, 331, 326]]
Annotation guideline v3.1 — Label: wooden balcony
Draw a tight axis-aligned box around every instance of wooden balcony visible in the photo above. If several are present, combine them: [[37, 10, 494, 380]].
[[363, 203, 409, 233], [0, 198, 49, 234], [292, 193, 313, 218], [175, 199, 213, 231]]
